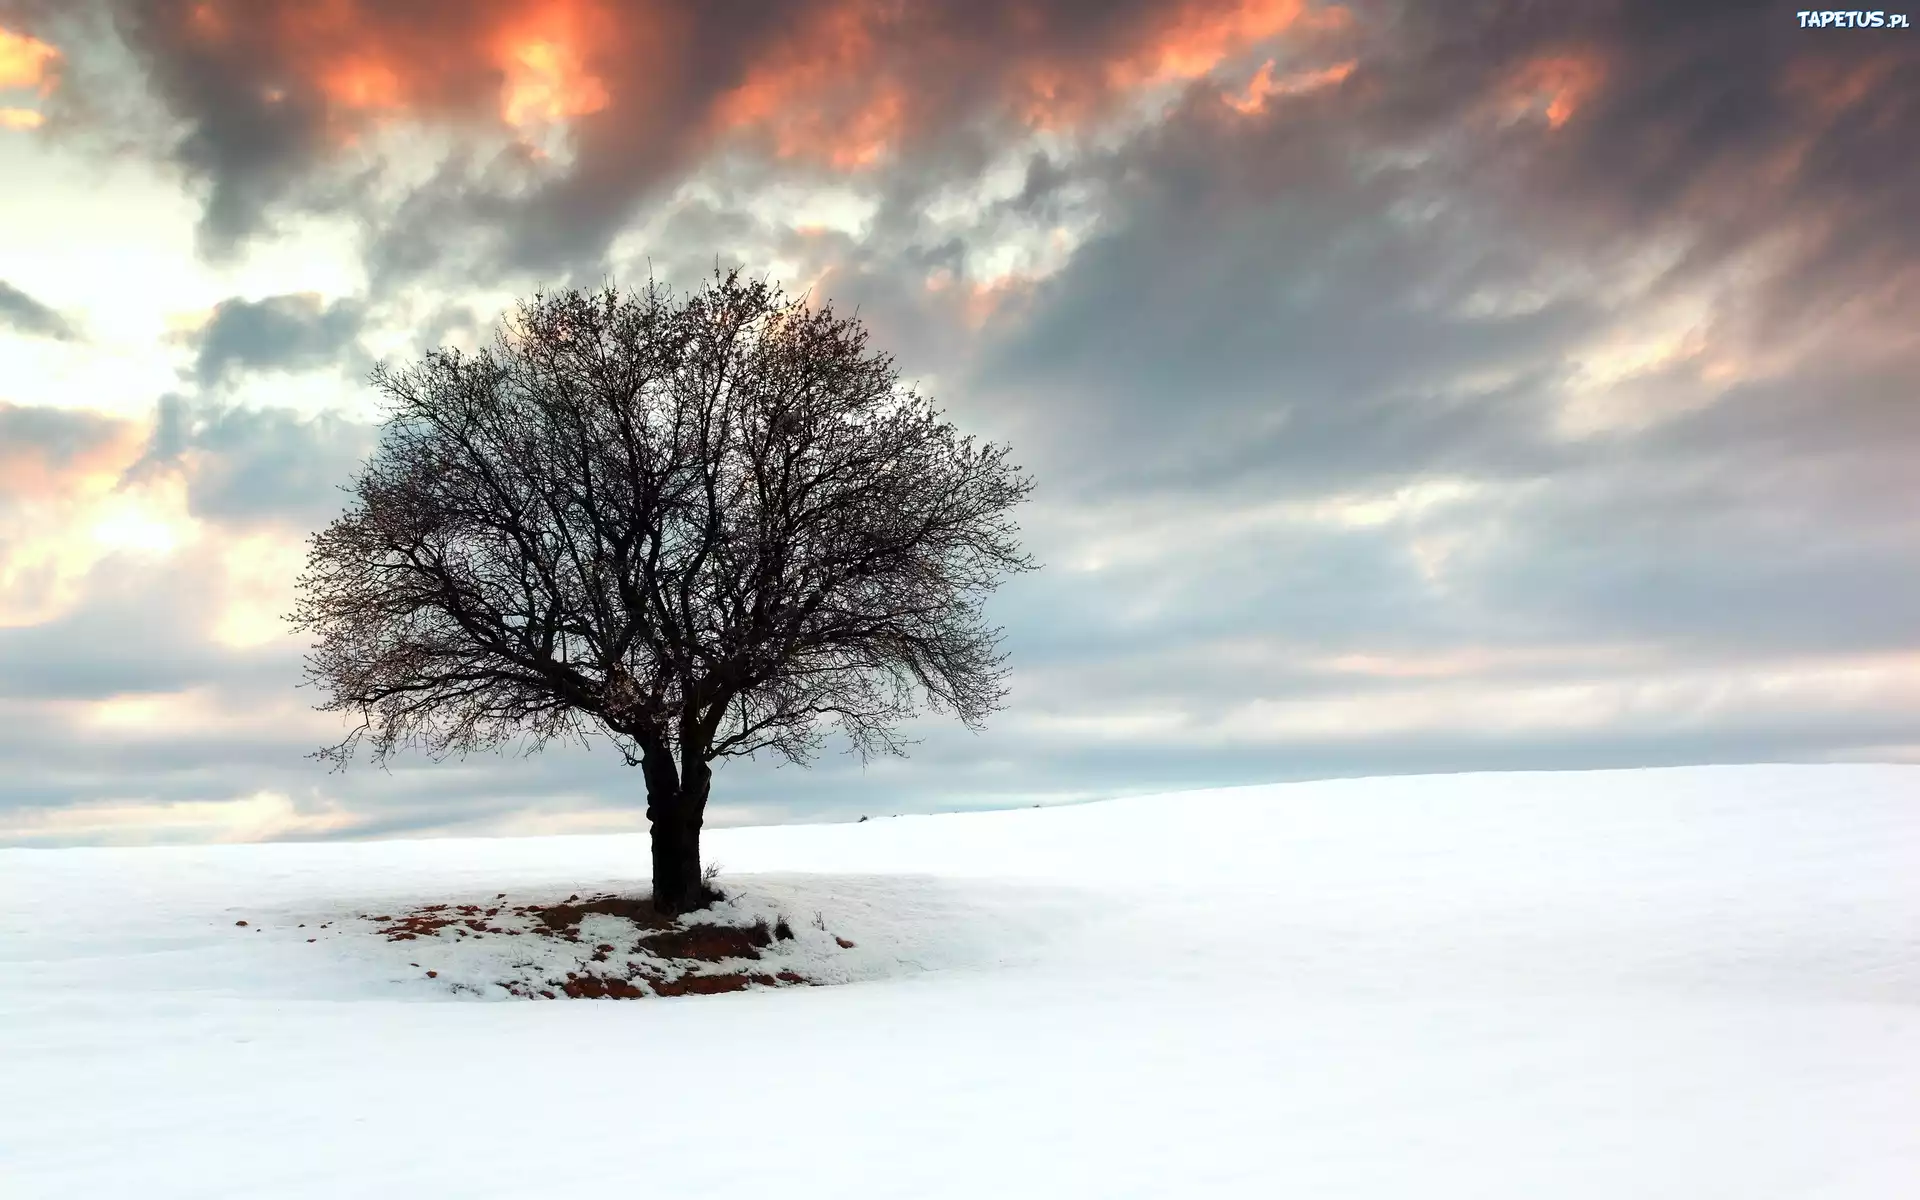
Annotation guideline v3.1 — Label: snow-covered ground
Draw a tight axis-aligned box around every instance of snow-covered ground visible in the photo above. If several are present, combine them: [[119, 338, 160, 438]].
[[3, 763, 1916, 1198]]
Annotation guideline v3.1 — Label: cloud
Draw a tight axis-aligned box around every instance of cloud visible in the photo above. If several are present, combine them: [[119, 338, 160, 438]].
[[8, 1, 1906, 299], [184, 291, 368, 386], [0, 391, 372, 641], [0, 402, 132, 498], [0, 278, 78, 340], [0, 19, 58, 130], [0, 401, 165, 626], [3, 0, 1355, 272], [124, 392, 378, 526], [1, 1, 1917, 845], [0, 20, 59, 88]]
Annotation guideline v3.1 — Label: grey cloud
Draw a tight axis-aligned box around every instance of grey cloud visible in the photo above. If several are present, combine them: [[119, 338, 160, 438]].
[[1460, 367, 1920, 659], [0, 555, 296, 702], [130, 394, 378, 526], [1372, 0, 1917, 324], [0, 401, 124, 474], [0, 280, 79, 342], [187, 293, 368, 386]]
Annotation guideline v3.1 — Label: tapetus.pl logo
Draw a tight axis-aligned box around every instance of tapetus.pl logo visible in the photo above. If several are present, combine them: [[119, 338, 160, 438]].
[[1796, 9, 1910, 25]]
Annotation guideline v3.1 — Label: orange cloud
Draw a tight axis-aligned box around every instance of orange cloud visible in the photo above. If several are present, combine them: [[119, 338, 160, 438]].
[[1, 22, 59, 130], [500, 40, 609, 130], [714, 0, 1350, 162], [712, 3, 913, 169], [494, 2, 614, 131], [1226, 57, 1355, 113], [1018, 0, 1344, 129], [176, 0, 618, 142], [1501, 51, 1607, 130], [0, 24, 57, 92], [321, 56, 404, 113], [163, 0, 1352, 166], [104, 0, 1365, 222], [1124, 0, 1328, 87]]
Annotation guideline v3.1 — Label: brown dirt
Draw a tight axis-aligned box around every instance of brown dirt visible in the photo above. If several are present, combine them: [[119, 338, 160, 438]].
[[365, 903, 521, 942], [574, 967, 810, 998], [531, 894, 677, 936], [561, 974, 647, 999], [353, 891, 857, 1001], [649, 972, 755, 997], [632, 923, 773, 962]]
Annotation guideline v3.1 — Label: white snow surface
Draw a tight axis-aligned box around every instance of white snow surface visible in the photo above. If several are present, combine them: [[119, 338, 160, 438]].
[[3, 763, 1917, 1197]]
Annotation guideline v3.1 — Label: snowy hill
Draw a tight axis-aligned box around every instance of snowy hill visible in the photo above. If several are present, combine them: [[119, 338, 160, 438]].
[[3, 764, 1917, 1198]]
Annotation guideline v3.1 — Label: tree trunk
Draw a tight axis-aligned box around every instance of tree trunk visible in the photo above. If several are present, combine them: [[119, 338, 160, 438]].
[[648, 803, 704, 916], [643, 745, 714, 916]]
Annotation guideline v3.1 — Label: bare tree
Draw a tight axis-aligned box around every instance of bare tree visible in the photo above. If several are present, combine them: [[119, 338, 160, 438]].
[[288, 271, 1036, 913]]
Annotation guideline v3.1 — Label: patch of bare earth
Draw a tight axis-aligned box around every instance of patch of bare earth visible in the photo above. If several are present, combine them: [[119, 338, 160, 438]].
[[354, 893, 850, 1000]]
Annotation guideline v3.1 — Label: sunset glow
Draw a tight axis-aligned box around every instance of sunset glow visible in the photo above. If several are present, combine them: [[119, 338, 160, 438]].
[[713, 5, 911, 168], [1502, 51, 1607, 129], [1226, 57, 1356, 112], [500, 38, 610, 130], [320, 56, 404, 113], [1123, 0, 1322, 87], [495, 3, 613, 132], [1014, 0, 1346, 129], [0, 22, 58, 129], [0, 24, 57, 91]]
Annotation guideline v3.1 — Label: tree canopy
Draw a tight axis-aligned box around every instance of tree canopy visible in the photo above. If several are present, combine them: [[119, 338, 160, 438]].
[[289, 270, 1035, 911]]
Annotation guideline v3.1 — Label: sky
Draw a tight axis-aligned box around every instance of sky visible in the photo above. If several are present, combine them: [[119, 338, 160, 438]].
[[0, 0, 1914, 846]]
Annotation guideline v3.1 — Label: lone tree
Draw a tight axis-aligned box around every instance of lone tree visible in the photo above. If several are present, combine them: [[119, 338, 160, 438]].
[[290, 271, 1035, 913]]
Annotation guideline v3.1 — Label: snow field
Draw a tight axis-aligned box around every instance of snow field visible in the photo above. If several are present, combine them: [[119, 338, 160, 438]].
[[2, 763, 1916, 1197]]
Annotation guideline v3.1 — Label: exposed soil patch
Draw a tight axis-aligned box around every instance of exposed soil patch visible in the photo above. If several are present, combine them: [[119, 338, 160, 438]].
[[637, 923, 776, 961], [559, 974, 648, 999], [532, 894, 674, 937], [348, 892, 849, 1001], [553, 965, 811, 999], [366, 903, 516, 942]]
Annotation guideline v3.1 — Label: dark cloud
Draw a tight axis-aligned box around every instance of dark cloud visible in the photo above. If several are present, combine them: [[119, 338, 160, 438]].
[[973, 164, 1594, 498], [1340, 1, 1918, 334], [0, 279, 79, 341], [3, 1, 1900, 296], [185, 292, 368, 386], [6, 0, 1359, 274], [972, 0, 1910, 467]]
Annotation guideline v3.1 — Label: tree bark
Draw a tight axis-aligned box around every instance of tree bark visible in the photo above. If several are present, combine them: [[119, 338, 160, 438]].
[[643, 743, 714, 916]]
